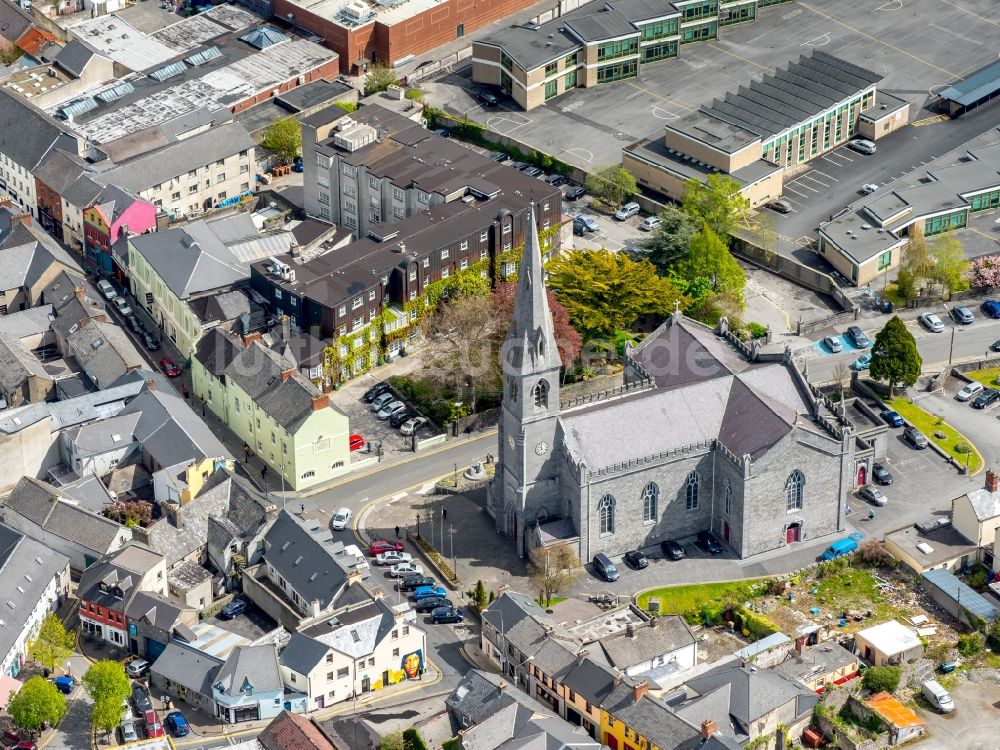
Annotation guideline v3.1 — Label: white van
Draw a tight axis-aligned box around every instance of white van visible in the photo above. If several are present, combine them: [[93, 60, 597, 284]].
[[921, 679, 954, 713], [957, 382, 984, 402]]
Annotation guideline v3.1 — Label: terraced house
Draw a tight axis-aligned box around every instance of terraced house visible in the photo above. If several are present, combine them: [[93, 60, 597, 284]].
[[471, 0, 792, 110]]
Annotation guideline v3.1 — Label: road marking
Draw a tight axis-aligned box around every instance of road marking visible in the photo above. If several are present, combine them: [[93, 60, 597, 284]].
[[706, 43, 773, 72], [875, 0, 902, 9], [799, 173, 831, 187], [784, 185, 810, 198], [790, 180, 820, 193], [801, 32, 831, 47], [651, 104, 680, 120], [937, 0, 1000, 28], [912, 114, 949, 127], [797, 2, 959, 78], [564, 147, 594, 162], [624, 81, 695, 111], [810, 168, 838, 182]]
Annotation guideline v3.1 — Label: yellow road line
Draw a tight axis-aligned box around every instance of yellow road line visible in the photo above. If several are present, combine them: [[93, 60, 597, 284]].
[[797, 2, 959, 78], [962, 226, 999, 243], [707, 43, 773, 73], [937, 0, 1000, 28], [912, 114, 949, 127], [624, 82, 695, 112]]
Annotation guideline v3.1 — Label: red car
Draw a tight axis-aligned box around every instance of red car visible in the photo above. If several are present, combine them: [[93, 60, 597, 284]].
[[349, 434, 366, 452], [159, 357, 181, 377], [369, 540, 404, 556], [143, 710, 165, 738]]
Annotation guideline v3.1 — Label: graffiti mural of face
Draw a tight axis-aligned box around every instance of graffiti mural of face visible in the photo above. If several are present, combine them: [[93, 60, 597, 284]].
[[402, 651, 422, 679]]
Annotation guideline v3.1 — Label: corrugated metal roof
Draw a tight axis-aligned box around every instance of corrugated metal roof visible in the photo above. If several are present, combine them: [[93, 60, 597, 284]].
[[921, 568, 999, 622], [938, 60, 1000, 107]]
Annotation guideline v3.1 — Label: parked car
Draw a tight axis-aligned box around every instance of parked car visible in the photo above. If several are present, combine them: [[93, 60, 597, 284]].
[[767, 198, 793, 213], [292, 158, 304, 173], [413, 585, 448, 601], [522, 166, 543, 178], [697, 531, 724, 553], [918, 312, 945, 332], [851, 353, 872, 371], [639, 216, 662, 231], [592, 552, 619, 582], [159, 357, 181, 377], [993, 339, 1000, 353], [956, 382, 984, 401], [126, 658, 150, 678], [981, 300, 1000, 319], [52, 676, 74, 694], [872, 463, 893, 485], [349, 434, 366, 451], [859, 485, 887, 506], [903, 425, 928, 448], [432, 128, 450, 138], [218, 598, 248, 620], [375, 550, 412, 566], [369, 540, 404, 556], [126, 315, 143, 335], [142, 331, 160, 351], [846, 325, 871, 348], [120, 720, 139, 743], [972, 388, 1000, 409], [822, 536, 859, 560], [880, 409, 904, 427], [363, 382, 392, 402], [951, 305, 975, 325], [377, 401, 407, 420], [660, 540, 685, 560], [331, 507, 352, 531], [849, 139, 877, 155], [370, 392, 395, 411], [573, 215, 599, 233], [143, 710, 164, 738], [431, 606, 464, 624], [165, 711, 189, 737], [861, 183, 878, 195], [97, 279, 118, 300], [823, 336, 843, 353], [415, 597, 451, 613], [389, 408, 418, 428], [477, 90, 499, 106], [398, 574, 435, 592], [614, 202, 640, 221], [132, 685, 153, 715], [400, 416, 428, 436], [112, 296, 132, 316], [545, 174, 569, 186], [564, 186, 586, 201], [623, 550, 648, 569], [508, 161, 528, 171], [489, 151, 510, 163], [390, 562, 423, 577]]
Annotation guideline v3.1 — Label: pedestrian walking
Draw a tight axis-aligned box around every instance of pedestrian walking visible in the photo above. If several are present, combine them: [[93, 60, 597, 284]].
[[868, 510, 875, 521], [395, 525, 400, 539], [442, 507, 448, 521], [300, 503, 305, 514]]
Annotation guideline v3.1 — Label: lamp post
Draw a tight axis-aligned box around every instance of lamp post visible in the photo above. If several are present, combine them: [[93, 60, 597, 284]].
[[447, 525, 457, 582], [416, 513, 421, 539]]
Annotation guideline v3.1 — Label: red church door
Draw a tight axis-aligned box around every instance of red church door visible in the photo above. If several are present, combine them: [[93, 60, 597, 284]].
[[786, 524, 801, 544], [857, 464, 867, 487]]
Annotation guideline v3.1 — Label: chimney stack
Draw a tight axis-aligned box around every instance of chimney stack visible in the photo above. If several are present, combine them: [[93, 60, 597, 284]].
[[280, 367, 297, 382], [11, 212, 31, 228], [626, 623, 636, 638], [987, 469, 998, 493], [575, 648, 589, 664], [279, 314, 290, 342], [242, 331, 263, 348], [631, 680, 648, 703], [74, 285, 85, 301], [146, 378, 156, 391], [701, 720, 717, 740], [311, 394, 329, 411]]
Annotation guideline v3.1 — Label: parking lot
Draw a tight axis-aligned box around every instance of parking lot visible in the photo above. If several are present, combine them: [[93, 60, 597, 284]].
[[919, 678, 1000, 750], [211, 600, 277, 641], [916, 379, 1000, 469]]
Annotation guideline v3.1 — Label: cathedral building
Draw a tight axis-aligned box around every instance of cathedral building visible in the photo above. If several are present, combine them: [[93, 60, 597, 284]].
[[489, 209, 867, 561]]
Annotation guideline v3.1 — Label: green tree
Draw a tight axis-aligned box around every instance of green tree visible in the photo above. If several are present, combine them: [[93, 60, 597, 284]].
[[364, 65, 399, 96], [7, 676, 67, 731], [681, 173, 750, 241], [380, 730, 405, 750], [28, 613, 75, 673], [261, 118, 302, 165], [861, 665, 901, 694], [469, 580, 488, 612], [894, 224, 933, 303], [930, 231, 970, 297], [91, 697, 122, 739], [675, 223, 747, 308], [641, 205, 698, 274], [528, 545, 580, 608], [546, 249, 688, 339], [869, 315, 921, 396], [584, 165, 637, 209], [82, 660, 131, 706]]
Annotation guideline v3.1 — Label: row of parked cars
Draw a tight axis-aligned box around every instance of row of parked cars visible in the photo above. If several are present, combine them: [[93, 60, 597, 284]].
[[121, 682, 189, 741], [590, 533, 723, 582], [368, 540, 464, 624], [363, 382, 430, 436], [98, 279, 162, 352]]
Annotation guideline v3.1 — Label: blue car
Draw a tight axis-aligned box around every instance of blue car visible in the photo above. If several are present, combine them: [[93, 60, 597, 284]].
[[412, 585, 448, 601], [218, 598, 248, 619], [166, 711, 189, 737], [880, 409, 904, 428], [982, 300, 1000, 319], [431, 606, 464, 624], [53, 676, 74, 694], [851, 353, 872, 371]]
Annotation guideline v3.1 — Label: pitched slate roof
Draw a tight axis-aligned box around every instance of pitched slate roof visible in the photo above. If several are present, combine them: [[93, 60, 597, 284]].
[[559, 656, 618, 707], [258, 711, 334, 750], [0, 333, 51, 394], [151, 641, 224, 697], [599, 616, 695, 671], [279, 632, 331, 676], [125, 589, 194, 631], [50, 295, 105, 343], [263, 510, 350, 612], [215, 643, 282, 695], [121, 388, 232, 468], [0, 228, 81, 292], [482, 592, 551, 639], [0, 89, 77, 171], [604, 684, 700, 749], [53, 40, 97, 77], [67, 318, 145, 388], [194, 327, 242, 378], [0, 2, 33, 43]]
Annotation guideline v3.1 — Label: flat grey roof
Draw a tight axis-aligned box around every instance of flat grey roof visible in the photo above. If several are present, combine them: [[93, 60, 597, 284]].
[[605, 0, 680, 23], [863, 191, 911, 225], [668, 110, 759, 153], [885, 523, 978, 569], [923, 568, 999, 622], [565, 10, 638, 42], [479, 23, 580, 70], [938, 59, 1000, 107], [626, 136, 780, 186]]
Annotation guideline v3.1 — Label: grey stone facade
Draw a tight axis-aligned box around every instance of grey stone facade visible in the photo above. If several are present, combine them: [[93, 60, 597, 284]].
[[491, 216, 857, 561]]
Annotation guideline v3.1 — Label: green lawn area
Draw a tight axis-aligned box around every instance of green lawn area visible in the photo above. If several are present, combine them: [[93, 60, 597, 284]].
[[964, 367, 1000, 388], [810, 567, 909, 626], [538, 597, 567, 608], [636, 580, 764, 616], [889, 397, 983, 474]]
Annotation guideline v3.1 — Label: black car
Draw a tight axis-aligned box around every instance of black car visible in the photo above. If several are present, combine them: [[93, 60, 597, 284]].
[[973, 388, 1000, 409], [126, 315, 143, 335], [388, 408, 417, 428], [141, 331, 160, 351], [132, 685, 153, 715], [660, 540, 685, 560], [993, 339, 1000, 353], [477, 90, 499, 106], [398, 574, 435, 592], [489, 151, 510, 163], [431, 606, 464, 624], [623, 550, 648, 569], [903, 425, 928, 448], [872, 463, 893, 485], [363, 382, 392, 403], [697, 531, 724, 554], [545, 174, 569, 187], [218, 598, 248, 619], [846, 325, 871, 349], [415, 596, 452, 613], [565, 186, 586, 201]]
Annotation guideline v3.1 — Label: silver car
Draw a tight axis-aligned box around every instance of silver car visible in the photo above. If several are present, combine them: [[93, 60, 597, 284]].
[[377, 400, 406, 420], [859, 485, 887, 506], [919, 313, 944, 333], [823, 336, 843, 353]]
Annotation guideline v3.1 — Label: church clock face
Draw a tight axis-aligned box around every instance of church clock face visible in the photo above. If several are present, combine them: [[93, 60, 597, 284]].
[[508, 435, 516, 449], [535, 442, 549, 456]]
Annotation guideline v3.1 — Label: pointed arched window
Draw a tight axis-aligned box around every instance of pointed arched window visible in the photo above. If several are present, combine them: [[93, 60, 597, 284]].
[[686, 471, 700, 510], [641, 482, 658, 523], [599, 494, 615, 535], [786, 470, 804, 511], [532, 379, 548, 409]]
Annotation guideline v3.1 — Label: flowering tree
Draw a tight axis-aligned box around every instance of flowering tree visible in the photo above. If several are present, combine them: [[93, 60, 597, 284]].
[[970, 255, 1000, 290]]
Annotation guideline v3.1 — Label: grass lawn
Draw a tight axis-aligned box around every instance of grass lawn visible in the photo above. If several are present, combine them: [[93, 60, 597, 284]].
[[889, 397, 983, 474], [636, 580, 764, 616], [538, 597, 567, 608], [810, 567, 909, 626], [964, 367, 1000, 388]]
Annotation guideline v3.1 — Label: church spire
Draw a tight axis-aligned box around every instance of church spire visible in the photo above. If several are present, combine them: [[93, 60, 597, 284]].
[[504, 205, 561, 375]]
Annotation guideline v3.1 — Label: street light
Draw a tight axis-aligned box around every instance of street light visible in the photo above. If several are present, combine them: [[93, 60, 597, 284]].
[[447, 525, 457, 582]]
